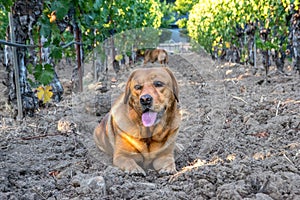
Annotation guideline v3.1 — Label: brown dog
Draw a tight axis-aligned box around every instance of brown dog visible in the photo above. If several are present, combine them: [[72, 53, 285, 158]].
[[93, 67, 180, 175], [143, 49, 169, 66]]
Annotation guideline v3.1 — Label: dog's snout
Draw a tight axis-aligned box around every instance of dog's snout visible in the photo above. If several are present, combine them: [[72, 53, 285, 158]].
[[140, 94, 153, 106]]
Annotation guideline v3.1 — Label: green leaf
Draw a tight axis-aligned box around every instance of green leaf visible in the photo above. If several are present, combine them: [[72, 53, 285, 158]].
[[50, 46, 63, 61], [52, 34, 61, 46], [34, 63, 54, 85], [27, 63, 34, 74], [40, 23, 52, 38], [27, 78, 38, 88], [52, 1, 70, 20]]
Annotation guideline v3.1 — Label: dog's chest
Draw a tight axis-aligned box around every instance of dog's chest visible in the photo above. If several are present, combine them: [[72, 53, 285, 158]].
[[138, 126, 172, 152]]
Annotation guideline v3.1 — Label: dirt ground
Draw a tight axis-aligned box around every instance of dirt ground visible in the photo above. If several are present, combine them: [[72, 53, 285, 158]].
[[1, 49, 300, 199]]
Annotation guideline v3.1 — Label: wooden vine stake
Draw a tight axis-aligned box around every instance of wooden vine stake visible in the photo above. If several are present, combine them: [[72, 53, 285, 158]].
[[9, 12, 23, 120], [253, 36, 257, 70], [75, 24, 83, 92]]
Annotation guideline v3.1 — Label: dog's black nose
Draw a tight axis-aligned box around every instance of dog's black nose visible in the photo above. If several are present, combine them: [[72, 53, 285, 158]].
[[140, 94, 153, 106]]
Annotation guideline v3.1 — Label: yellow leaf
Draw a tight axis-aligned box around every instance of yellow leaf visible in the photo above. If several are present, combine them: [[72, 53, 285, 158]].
[[43, 85, 53, 104], [115, 54, 123, 61], [36, 85, 53, 104], [49, 11, 56, 23], [218, 49, 223, 56], [225, 42, 231, 48], [37, 86, 45, 101]]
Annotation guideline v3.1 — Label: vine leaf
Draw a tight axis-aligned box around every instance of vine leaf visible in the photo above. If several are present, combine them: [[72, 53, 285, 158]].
[[34, 63, 54, 86], [48, 11, 56, 23], [115, 54, 123, 61], [37, 85, 53, 104]]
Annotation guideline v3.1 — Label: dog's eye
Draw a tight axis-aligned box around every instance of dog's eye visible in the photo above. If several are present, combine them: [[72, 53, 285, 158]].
[[153, 81, 164, 87], [134, 85, 142, 90]]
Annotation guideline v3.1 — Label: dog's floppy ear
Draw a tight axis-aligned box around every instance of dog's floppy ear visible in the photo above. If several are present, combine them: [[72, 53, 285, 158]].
[[124, 70, 136, 104], [164, 67, 179, 102]]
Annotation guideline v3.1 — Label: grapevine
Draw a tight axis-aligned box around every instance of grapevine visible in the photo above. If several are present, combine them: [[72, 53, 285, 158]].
[[0, 0, 166, 116], [187, 0, 300, 74]]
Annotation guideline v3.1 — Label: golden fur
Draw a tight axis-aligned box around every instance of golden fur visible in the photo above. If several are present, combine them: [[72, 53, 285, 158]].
[[93, 67, 180, 175]]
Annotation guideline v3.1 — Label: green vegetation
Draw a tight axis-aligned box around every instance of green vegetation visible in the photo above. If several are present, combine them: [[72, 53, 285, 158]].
[[2, 0, 300, 66], [0, 0, 170, 94], [0, 0, 166, 60], [187, 0, 300, 62], [173, 0, 197, 28]]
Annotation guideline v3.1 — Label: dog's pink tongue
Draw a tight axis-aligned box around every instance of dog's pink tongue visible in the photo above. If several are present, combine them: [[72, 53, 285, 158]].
[[142, 111, 157, 127]]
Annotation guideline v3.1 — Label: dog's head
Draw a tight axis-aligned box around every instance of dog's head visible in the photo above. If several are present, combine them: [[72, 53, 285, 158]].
[[124, 67, 179, 127]]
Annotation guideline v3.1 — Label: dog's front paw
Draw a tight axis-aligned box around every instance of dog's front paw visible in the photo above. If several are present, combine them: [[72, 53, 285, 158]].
[[153, 155, 177, 175], [158, 164, 177, 175], [125, 165, 146, 176], [114, 157, 146, 176]]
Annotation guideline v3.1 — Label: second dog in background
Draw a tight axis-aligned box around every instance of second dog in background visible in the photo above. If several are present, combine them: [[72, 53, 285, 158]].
[[142, 49, 169, 66]]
